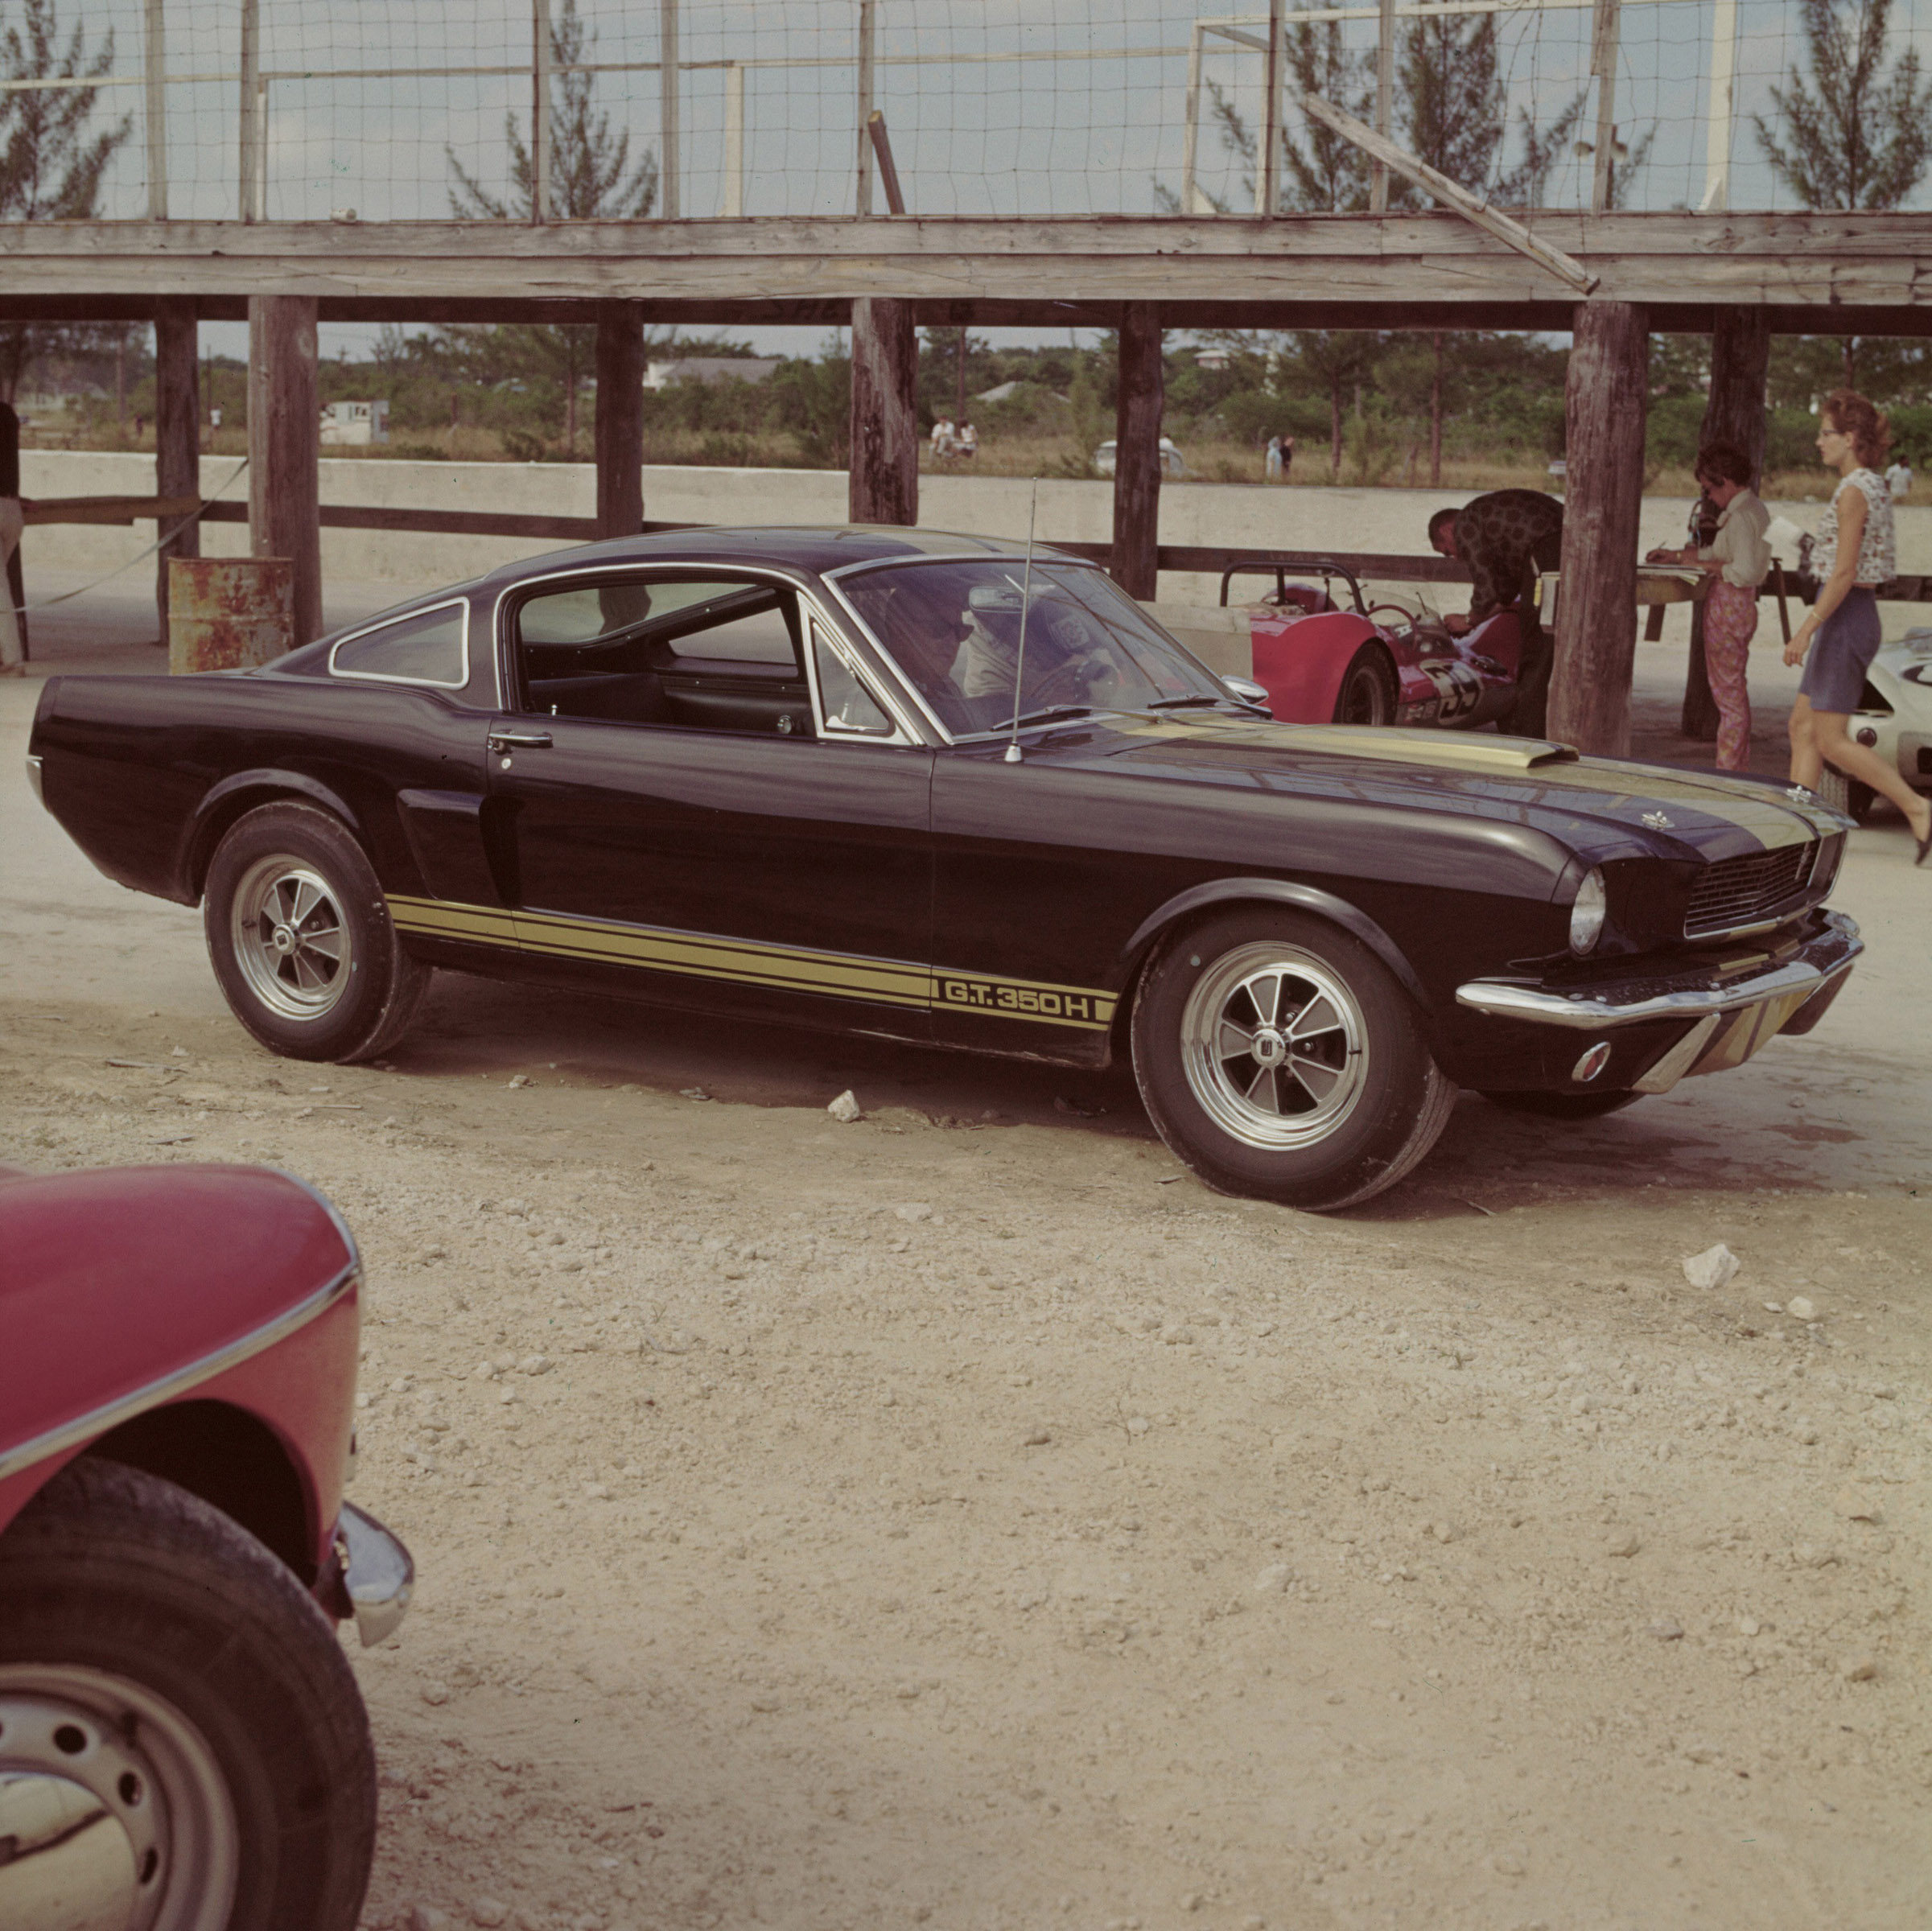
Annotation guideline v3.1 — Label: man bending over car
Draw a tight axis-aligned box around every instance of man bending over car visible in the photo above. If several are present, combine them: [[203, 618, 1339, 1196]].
[[1428, 488, 1564, 735]]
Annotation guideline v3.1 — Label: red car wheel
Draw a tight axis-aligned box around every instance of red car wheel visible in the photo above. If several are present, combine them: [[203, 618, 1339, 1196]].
[[1332, 644, 1398, 726], [0, 1459, 377, 1931]]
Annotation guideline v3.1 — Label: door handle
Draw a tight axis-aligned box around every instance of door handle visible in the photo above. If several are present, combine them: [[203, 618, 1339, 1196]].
[[488, 728, 554, 751]]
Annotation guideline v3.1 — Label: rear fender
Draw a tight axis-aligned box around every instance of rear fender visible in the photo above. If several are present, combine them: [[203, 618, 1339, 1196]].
[[1249, 611, 1382, 724], [180, 768, 367, 901]]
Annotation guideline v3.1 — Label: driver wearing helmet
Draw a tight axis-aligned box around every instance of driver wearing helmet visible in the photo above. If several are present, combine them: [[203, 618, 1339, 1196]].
[[959, 583, 1107, 709]]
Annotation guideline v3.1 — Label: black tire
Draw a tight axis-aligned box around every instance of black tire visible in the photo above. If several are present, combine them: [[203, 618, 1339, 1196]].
[[1333, 643, 1399, 727], [204, 801, 430, 1063], [1815, 766, 1877, 824], [0, 1458, 376, 1931], [1481, 1087, 1646, 1120], [1131, 907, 1456, 1211]]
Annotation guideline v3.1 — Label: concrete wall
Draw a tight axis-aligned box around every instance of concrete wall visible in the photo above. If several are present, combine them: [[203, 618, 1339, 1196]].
[[20, 453, 1929, 643]]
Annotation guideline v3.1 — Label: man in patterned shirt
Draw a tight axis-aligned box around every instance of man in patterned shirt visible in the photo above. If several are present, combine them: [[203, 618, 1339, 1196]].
[[1427, 488, 1565, 734]]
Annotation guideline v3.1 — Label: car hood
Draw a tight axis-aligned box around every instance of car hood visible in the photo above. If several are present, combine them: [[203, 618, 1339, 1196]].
[[1027, 711, 1848, 863]]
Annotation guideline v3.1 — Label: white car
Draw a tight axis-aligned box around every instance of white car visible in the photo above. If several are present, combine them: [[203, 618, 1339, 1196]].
[[1817, 627, 1932, 821], [1093, 437, 1186, 479]]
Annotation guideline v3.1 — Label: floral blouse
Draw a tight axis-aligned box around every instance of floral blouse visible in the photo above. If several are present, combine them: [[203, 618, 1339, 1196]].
[[1815, 468, 1896, 587]]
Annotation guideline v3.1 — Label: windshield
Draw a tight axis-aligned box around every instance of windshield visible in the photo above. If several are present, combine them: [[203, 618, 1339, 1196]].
[[841, 558, 1226, 736]]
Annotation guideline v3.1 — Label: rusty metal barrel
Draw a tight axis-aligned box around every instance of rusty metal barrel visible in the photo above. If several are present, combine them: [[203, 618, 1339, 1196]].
[[167, 557, 295, 674]]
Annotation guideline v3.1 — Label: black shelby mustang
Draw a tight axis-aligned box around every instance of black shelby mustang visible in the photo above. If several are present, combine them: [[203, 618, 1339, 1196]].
[[27, 525, 1860, 1210]]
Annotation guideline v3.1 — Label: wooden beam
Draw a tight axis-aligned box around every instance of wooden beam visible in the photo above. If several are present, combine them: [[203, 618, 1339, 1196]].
[[3, 215, 1931, 315], [247, 294, 322, 644], [154, 295, 200, 644], [1299, 95, 1597, 294], [594, 299, 645, 539], [1680, 304, 1770, 740], [1548, 300, 1649, 757], [848, 295, 918, 526], [1111, 303, 1164, 602]]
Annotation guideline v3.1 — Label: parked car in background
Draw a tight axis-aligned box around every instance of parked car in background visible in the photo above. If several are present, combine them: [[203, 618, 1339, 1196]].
[[1815, 627, 1932, 823], [1094, 437, 1186, 478], [27, 525, 1864, 1211], [0, 1161, 412, 1931]]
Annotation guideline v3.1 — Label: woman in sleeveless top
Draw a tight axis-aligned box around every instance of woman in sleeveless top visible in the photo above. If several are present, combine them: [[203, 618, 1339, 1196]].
[[1786, 389, 1930, 864]]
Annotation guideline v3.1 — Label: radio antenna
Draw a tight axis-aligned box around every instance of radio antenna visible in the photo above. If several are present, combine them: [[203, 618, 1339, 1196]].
[[1003, 476, 1040, 764]]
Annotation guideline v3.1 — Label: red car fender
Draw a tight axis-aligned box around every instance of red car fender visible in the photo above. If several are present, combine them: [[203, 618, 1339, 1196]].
[[0, 1164, 360, 1584], [1248, 609, 1385, 723]]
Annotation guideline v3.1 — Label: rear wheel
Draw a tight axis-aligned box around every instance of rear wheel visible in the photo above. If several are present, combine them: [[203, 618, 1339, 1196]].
[[0, 1459, 377, 1931], [1131, 908, 1454, 1211], [1481, 1087, 1646, 1121], [1333, 644, 1399, 727], [204, 801, 430, 1062]]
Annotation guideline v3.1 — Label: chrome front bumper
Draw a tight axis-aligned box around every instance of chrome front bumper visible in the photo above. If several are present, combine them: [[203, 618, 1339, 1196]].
[[332, 1501, 415, 1648], [1455, 912, 1862, 1093]]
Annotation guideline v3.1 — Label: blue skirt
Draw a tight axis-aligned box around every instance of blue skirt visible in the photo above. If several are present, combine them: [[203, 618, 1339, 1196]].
[[1799, 587, 1882, 713]]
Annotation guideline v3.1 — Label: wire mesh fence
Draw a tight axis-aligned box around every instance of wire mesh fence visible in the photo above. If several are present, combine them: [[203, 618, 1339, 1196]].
[[2, 0, 1928, 225]]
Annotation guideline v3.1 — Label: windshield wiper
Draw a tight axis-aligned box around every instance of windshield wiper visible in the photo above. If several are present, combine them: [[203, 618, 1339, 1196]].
[[1148, 694, 1231, 710], [992, 705, 1097, 731]]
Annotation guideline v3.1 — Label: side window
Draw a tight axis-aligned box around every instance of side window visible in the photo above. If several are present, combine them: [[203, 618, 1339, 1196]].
[[813, 624, 894, 737], [330, 601, 468, 686], [515, 574, 813, 737]]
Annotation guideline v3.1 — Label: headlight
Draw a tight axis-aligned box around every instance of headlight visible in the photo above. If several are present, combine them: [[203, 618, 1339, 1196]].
[[1568, 867, 1607, 956]]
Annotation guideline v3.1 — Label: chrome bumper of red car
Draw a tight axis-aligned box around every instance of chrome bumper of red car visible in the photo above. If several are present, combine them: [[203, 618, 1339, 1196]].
[[332, 1501, 415, 1648]]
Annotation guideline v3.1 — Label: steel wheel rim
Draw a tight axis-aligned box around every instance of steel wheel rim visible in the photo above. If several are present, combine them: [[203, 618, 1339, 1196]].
[[1180, 942, 1368, 1151], [230, 854, 352, 1020], [0, 1662, 241, 1931]]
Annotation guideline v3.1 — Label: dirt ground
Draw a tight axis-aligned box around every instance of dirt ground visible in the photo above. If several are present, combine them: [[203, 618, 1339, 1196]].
[[3, 577, 1930, 1931]]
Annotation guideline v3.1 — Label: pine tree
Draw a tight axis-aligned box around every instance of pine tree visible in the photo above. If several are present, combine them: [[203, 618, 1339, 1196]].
[[1389, 14, 1506, 208], [1754, 0, 1931, 212], [1279, 24, 1376, 213], [0, 0, 132, 401], [447, 0, 657, 221]]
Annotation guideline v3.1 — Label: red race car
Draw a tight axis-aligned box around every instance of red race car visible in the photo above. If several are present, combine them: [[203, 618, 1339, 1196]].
[[0, 1161, 412, 1931], [1221, 560, 1529, 731]]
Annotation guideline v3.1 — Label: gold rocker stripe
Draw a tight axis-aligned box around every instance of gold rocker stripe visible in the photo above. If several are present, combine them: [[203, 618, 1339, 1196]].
[[386, 896, 1116, 1031]]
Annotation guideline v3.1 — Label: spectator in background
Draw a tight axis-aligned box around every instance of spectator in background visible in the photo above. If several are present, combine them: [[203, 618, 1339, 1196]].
[[958, 422, 978, 459], [1649, 441, 1771, 772], [1265, 434, 1283, 481], [1785, 389, 1929, 863], [930, 416, 956, 459], [1885, 451, 1913, 500], [1281, 433, 1294, 480]]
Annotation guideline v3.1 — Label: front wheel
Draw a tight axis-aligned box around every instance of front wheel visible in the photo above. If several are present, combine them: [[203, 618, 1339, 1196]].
[[1131, 908, 1456, 1211], [204, 801, 430, 1062], [0, 1459, 377, 1931]]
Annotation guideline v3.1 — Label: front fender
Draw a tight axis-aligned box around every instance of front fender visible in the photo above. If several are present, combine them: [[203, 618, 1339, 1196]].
[[1116, 877, 1431, 1012], [1248, 611, 1380, 725], [179, 768, 366, 900]]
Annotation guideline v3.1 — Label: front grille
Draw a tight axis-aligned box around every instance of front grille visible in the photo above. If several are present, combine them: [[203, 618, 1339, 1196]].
[[1684, 843, 1817, 938]]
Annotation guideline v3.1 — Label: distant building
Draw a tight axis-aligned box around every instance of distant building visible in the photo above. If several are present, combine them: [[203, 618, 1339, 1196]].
[[644, 356, 780, 392], [320, 399, 389, 447], [1193, 347, 1232, 372]]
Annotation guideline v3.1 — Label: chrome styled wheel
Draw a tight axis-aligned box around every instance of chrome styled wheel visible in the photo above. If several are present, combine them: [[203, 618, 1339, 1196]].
[[1179, 942, 1368, 1150], [229, 855, 353, 1021], [0, 1663, 240, 1931]]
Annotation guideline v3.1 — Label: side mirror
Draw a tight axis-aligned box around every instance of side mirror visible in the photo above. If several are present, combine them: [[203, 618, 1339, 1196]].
[[1221, 675, 1270, 708]]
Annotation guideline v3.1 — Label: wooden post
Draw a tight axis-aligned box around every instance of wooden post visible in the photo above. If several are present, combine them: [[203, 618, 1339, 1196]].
[[238, 0, 260, 223], [143, 0, 167, 220], [659, 0, 679, 220], [1590, 0, 1621, 215], [722, 62, 744, 217], [246, 294, 321, 646], [1111, 303, 1164, 602], [847, 297, 917, 526], [533, 0, 552, 223], [1257, 0, 1284, 216], [1681, 305, 1770, 739], [1, 402, 26, 664], [855, 0, 876, 217], [154, 296, 200, 647], [594, 301, 645, 538], [1548, 301, 1649, 756], [1370, 0, 1394, 213]]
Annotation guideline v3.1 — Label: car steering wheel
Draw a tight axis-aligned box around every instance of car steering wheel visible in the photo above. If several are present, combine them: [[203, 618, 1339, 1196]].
[[1365, 602, 1421, 628]]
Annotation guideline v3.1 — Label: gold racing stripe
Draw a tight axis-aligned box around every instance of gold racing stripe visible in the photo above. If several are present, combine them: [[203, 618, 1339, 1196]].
[[1112, 716, 1821, 850], [385, 896, 1114, 1030]]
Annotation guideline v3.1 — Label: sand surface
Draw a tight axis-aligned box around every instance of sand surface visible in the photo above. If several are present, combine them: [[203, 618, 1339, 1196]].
[[2, 571, 1929, 1931]]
